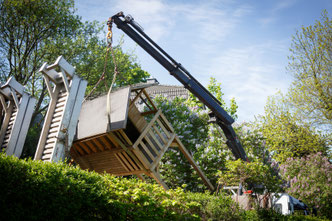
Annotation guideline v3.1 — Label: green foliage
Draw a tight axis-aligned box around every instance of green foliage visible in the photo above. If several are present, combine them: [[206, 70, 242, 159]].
[[0, 0, 149, 123], [280, 153, 332, 219], [217, 159, 283, 194], [241, 209, 328, 221], [0, 153, 244, 221], [153, 77, 238, 191], [287, 10, 332, 130], [259, 92, 328, 163], [0, 0, 81, 118], [154, 95, 211, 191]]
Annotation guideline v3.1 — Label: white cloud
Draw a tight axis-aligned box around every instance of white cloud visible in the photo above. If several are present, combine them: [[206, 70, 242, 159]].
[[258, 0, 297, 26], [112, 0, 252, 43], [203, 41, 290, 122]]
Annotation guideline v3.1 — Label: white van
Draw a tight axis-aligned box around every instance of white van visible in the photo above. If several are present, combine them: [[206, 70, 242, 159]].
[[273, 193, 309, 215]]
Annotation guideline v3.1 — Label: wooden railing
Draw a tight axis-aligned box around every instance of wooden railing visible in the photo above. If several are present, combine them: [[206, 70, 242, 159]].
[[132, 109, 175, 171]]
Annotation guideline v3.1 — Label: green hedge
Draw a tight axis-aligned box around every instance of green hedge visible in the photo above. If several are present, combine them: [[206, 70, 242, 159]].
[[0, 153, 327, 221], [0, 153, 242, 220]]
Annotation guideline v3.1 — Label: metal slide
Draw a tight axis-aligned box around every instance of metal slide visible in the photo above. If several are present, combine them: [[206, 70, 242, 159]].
[[34, 56, 87, 162], [109, 12, 247, 161]]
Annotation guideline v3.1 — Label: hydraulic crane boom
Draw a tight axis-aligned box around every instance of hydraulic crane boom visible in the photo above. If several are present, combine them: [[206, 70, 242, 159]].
[[109, 12, 248, 161]]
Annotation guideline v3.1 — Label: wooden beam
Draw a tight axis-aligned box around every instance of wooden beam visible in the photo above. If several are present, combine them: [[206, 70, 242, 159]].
[[108, 132, 148, 172], [131, 89, 144, 104], [151, 171, 169, 190], [132, 109, 161, 149], [150, 133, 175, 171], [174, 136, 214, 191], [142, 89, 157, 111]]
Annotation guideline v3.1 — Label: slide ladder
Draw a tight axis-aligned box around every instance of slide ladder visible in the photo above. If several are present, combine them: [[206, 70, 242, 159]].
[[0, 77, 36, 157], [34, 56, 87, 162]]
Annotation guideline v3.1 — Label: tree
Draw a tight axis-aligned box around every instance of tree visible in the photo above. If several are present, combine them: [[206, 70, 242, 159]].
[[0, 0, 149, 158], [154, 77, 239, 191], [287, 10, 332, 130], [259, 92, 328, 163], [0, 0, 149, 123], [280, 152, 332, 218], [218, 159, 283, 196], [0, 0, 82, 119]]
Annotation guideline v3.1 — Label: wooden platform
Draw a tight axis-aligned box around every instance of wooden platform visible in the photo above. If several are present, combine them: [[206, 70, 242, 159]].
[[71, 85, 214, 190]]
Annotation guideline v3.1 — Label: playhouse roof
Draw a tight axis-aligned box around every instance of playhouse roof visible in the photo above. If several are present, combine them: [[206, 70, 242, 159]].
[[76, 83, 157, 140]]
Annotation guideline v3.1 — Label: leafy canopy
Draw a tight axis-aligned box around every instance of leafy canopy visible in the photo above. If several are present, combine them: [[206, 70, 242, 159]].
[[287, 10, 332, 130]]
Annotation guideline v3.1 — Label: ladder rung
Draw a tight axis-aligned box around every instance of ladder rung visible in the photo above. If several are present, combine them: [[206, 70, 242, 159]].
[[43, 148, 53, 155], [47, 132, 57, 139], [44, 143, 55, 150], [49, 127, 59, 134], [41, 154, 51, 160], [58, 92, 68, 98], [54, 107, 64, 113], [55, 102, 65, 108], [57, 96, 67, 103], [53, 112, 63, 118], [51, 117, 61, 124], [45, 138, 57, 144], [50, 122, 61, 129]]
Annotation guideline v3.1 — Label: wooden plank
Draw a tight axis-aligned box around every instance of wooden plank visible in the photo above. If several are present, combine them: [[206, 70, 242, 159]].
[[114, 153, 130, 172], [78, 142, 92, 155], [150, 133, 175, 171], [148, 130, 163, 151], [139, 142, 155, 162], [128, 103, 147, 133], [144, 134, 159, 156], [70, 146, 92, 169], [52, 56, 75, 77], [122, 151, 140, 170], [119, 129, 133, 145], [131, 89, 144, 104], [141, 110, 158, 116], [151, 172, 169, 190], [114, 131, 127, 146], [159, 113, 175, 132], [174, 136, 214, 191], [91, 139, 104, 151], [108, 132, 148, 172], [152, 125, 167, 144], [156, 118, 170, 139], [132, 109, 161, 149], [2, 77, 25, 96], [105, 133, 119, 148], [142, 89, 157, 111], [72, 143, 85, 156], [117, 152, 134, 171], [99, 135, 113, 149], [84, 140, 98, 153], [109, 170, 146, 176]]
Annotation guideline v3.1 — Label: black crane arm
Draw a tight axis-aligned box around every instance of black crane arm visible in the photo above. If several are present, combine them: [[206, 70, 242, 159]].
[[110, 12, 247, 161]]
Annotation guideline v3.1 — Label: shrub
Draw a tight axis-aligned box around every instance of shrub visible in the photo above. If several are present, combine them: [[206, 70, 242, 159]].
[[0, 153, 242, 220]]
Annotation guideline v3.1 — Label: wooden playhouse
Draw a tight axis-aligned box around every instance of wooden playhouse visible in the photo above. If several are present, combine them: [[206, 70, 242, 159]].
[[70, 84, 213, 190]]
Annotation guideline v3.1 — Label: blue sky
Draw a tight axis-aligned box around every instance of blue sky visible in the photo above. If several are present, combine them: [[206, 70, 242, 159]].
[[75, 0, 331, 122]]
